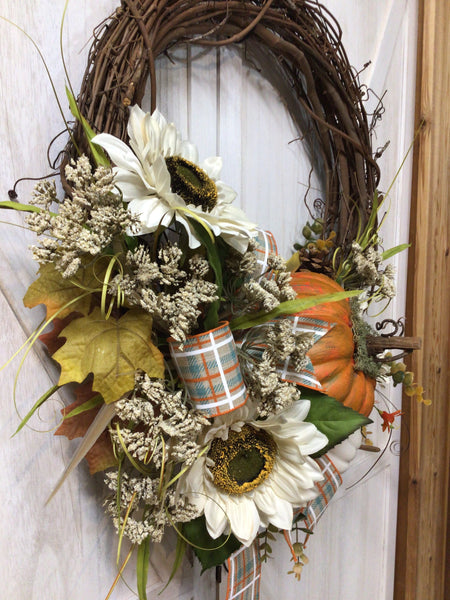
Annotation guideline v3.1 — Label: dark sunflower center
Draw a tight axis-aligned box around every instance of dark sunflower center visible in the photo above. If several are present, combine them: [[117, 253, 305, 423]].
[[208, 424, 277, 495], [165, 155, 218, 212]]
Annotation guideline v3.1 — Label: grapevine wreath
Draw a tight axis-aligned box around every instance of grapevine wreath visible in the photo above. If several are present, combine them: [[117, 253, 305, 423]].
[[1, 0, 425, 598]]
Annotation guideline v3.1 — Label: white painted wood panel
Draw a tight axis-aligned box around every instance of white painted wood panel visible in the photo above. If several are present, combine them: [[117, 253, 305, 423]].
[[0, 1, 417, 598]]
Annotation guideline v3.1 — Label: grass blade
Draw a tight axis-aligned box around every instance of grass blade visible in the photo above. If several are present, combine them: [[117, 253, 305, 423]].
[[230, 290, 361, 330], [12, 384, 60, 436], [137, 538, 151, 600]]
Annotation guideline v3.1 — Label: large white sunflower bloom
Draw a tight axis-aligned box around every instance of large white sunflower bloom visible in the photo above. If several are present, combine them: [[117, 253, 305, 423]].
[[177, 400, 328, 546], [92, 105, 257, 251]]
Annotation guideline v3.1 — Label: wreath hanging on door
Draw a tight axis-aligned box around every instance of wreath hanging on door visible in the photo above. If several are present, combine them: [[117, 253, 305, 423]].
[[2, 0, 425, 598]]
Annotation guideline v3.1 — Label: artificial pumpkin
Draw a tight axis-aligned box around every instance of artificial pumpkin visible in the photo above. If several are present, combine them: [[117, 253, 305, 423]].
[[291, 271, 375, 417]]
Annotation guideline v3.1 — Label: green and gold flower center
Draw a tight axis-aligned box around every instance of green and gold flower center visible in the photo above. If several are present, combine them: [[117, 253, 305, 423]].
[[208, 425, 277, 495], [165, 156, 218, 212]]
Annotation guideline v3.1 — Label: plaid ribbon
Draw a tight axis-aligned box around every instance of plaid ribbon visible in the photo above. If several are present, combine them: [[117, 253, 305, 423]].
[[303, 455, 343, 531], [238, 315, 334, 391], [169, 322, 248, 418], [225, 540, 262, 600], [285, 455, 343, 557], [253, 229, 278, 278]]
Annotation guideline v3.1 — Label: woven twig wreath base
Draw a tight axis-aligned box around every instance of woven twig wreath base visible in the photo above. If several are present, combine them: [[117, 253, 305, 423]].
[[66, 0, 380, 253]]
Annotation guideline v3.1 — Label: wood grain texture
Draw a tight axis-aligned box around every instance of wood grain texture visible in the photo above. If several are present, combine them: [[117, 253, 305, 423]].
[[394, 1, 450, 599], [0, 1, 418, 598]]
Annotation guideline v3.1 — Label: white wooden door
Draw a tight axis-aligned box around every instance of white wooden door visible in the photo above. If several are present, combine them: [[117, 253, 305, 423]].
[[0, 1, 417, 598]]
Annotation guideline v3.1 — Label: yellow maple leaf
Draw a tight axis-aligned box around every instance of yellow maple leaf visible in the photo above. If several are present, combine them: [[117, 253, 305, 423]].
[[53, 307, 165, 403], [23, 260, 105, 319]]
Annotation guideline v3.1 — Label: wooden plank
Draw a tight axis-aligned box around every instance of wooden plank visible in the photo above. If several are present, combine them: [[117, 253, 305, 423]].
[[394, 0, 450, 598]]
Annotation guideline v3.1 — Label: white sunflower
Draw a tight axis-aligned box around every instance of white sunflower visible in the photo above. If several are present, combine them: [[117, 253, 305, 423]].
[[92, 105, 257, 251], [177, 400, 328, 546]]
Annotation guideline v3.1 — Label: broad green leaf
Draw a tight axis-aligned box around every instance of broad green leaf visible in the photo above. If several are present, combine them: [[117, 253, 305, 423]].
[[302, 390, 372, 456], [229, 290, 361, 331], [189, 219, 223, 330], [137, 538, 151, 600], [23, 260, 104, 319], [66, 86, 110, 167], [182, 516, 241, 573], [53, 308, 164, 404], [13, 384, 60, 436], [381, 243, 410, 260]]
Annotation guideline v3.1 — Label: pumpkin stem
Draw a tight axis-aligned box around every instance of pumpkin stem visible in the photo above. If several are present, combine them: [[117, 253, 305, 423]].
[[366, 335, 422, 358]]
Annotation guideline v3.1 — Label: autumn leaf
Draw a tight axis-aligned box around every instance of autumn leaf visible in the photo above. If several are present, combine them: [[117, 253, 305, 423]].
[[23, 259, 105, 319], [55, 380, 116, 474], [85, 431, 117, 474], [52, 307, 165, 403], [55, 379, 101, 440], [39, 313, 81, 355]]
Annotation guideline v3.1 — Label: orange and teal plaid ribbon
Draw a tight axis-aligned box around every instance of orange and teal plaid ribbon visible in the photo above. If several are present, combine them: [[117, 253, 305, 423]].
[[285, 455, 343, 555], [169, 322, 248, 418], [303, 455, 343, 531], [225, 540, 262, 600]]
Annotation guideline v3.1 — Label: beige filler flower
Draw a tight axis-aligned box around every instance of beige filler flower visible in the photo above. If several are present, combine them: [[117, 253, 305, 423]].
[[92, 105, 257, 251], [177, 400, 328, 546]]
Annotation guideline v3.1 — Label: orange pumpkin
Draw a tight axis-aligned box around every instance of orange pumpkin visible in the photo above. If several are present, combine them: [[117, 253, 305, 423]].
[[291, 271, 375, 417]]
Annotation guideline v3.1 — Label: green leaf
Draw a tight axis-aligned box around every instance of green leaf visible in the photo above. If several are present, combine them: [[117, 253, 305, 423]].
[[189, 219, 223, 331], [124, 234, 139, 252], [293, 511, 307, 524], [64, 394, 103, 419], [12, 384, 60, 436], [66, 86, 110, 167], [229, 290, 362, 331], [137, 538, 151, 600], [159, 535, 187, 594], [0, 200, 44, 214], [301, 390, 372, 456], [182, 516, 241, 573], [381, 243, 410, 260]]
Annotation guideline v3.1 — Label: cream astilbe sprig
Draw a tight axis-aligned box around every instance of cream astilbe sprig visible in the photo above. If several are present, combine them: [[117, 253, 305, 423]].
[[105, 374, 210, 545], [104, 472, 199, 545], [27, 156, 139, 278], [339, 240, 396, 305], [225, 238, 259, 278], [238, 319, 314, 418], [109, 242, 219, 341], [241, 350, 301, 419], [113, 374, 209, 467], [264, 319, 315, 372], [237, 253, 297, 314]]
